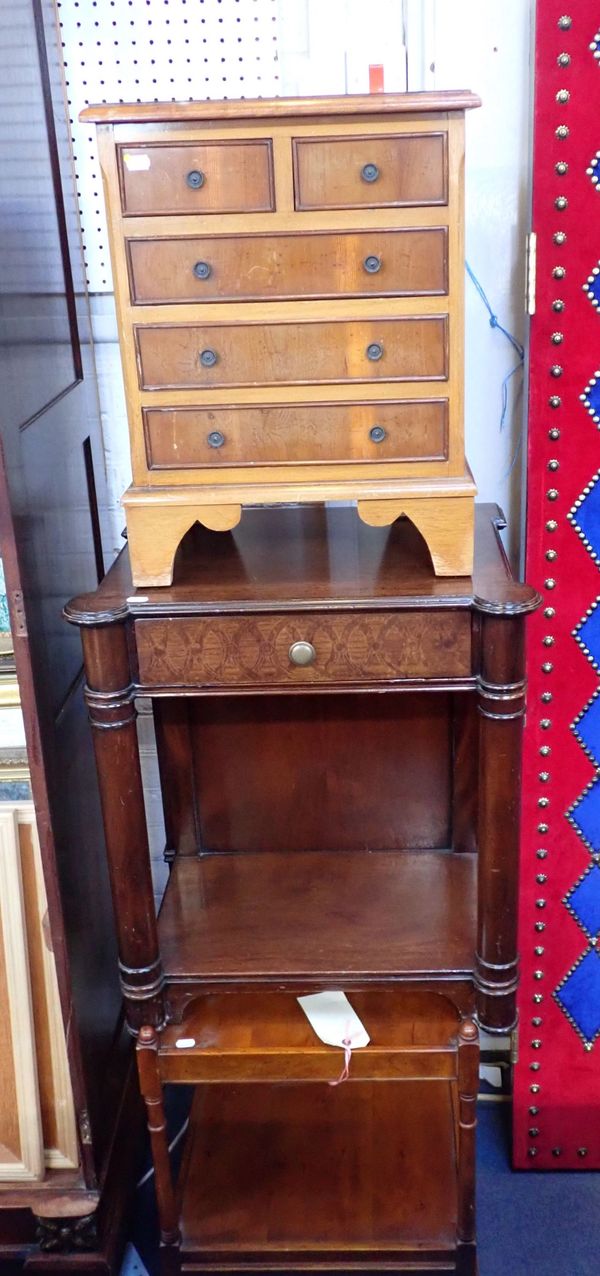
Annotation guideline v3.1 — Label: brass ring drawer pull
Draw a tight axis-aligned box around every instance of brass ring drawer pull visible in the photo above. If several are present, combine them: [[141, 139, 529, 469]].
[[207, 431, 225, 449], [186, 169, 205, 189], [193, 260, 212, 280], [369, 425, 387, 443], [288, 640, 316, 667], [361, 162, 380, 183], [199, 348, 218, 368], [366, 342, 384, 362], [363, 254, 382, 274]]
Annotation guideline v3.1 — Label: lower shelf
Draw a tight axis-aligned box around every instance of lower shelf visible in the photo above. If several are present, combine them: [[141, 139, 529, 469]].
[[179, 1080, 460, 1271]]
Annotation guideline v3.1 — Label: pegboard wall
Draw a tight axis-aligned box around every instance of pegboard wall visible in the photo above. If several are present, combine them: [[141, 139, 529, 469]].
[[56, 0, 281, 292]]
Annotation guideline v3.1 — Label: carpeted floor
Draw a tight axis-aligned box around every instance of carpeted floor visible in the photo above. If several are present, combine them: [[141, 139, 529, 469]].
[[122, 1101, 600, 1276]]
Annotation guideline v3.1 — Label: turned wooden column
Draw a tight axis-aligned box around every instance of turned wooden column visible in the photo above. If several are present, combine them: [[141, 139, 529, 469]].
[[137, 1026, 180, 1257], [81, 620, 165, 1030], [475, 606, 527, 1033], [456, 1018, 478, 1276]]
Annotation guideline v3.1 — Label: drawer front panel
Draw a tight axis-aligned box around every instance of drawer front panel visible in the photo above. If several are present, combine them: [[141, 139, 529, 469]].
[[135, 612, 471, 687], [118, 141, 274, 216], [136, 317, 448, 390], [144, 400, 449, 469], [128, 228, 448, 305], [293, 133, 447, 210]]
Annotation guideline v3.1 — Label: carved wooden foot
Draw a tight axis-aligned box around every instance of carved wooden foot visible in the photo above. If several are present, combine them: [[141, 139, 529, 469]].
[[357, 495, 475, 576], [124, 498, 241, 587]]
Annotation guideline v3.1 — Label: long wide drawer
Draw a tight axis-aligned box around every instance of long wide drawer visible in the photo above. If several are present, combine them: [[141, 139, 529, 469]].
[[135, 316, 449, 390], [127, 227, 448, 304], [134, 611, 471, 688], [293, 132, 448, 210], [143, 399, 449, 468], [118, 140, 275, 216]]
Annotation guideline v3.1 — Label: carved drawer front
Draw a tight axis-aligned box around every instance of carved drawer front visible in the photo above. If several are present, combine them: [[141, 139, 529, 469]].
[[135, 611, 471, 688], [135, 316, 448, 391], [144, 400, 449, 469], [127, 227, 448, 305], [117, 140, 274, 216], [293, 133, 447, 211]]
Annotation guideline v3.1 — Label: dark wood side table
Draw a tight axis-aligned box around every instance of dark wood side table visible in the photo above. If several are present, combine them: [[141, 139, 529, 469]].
[[66, 505, 538, 1276]]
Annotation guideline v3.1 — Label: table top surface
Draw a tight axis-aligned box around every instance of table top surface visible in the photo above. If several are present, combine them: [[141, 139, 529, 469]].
[[66, 503, 539, 626]]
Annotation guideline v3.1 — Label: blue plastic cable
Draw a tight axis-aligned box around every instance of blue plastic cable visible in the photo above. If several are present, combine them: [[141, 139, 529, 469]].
[[465, 260, 525, 440]]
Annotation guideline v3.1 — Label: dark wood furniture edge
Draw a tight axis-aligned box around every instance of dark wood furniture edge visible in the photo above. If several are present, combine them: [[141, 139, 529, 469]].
[[81, 90, 482, 125]]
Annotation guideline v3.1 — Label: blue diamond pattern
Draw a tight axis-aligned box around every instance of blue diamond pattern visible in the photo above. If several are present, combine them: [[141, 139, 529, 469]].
[[565, 864, 600, 939], [574, 600, 600, 673], [573, 690, 600, 766], [555, 948, 600, 1047], [567, 777, 600, 852], [581, 372, 600, 425], [569, 473, 600, 565], [583, 264, 600, 313], [587, 152, 600, 193]]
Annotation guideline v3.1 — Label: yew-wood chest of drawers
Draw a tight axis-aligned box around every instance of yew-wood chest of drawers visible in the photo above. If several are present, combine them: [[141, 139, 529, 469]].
[[83, 91, 480, 585]]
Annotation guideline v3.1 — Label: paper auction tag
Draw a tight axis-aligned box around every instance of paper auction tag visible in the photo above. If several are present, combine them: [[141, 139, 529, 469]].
[[123, 151, 150, 172], [297, 991, 370, 1049]]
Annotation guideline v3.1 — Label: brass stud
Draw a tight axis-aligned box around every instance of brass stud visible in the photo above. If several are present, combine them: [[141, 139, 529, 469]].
[[554, 231, 567, 245], [537, 873, 547, 883], [550, 364, 563, 376], [548, 459, 560, 471], [530, 1061, 541, 1070], [557, 16, 572, 30], [535, 922, 546, 932], [552, 266, 566, 278], [545, 550, 557, 562], [540, 719, 552, 729], [539, 745, 551, 757], [556, 89, 570, 104], [538, 773, 550, 784], [552, 299, 565, 311], [532, 1021, 542, 1030], [538, 795, 550, 806], [555, 161, 569, 175], [557, 53, 571, 67], [529, 1126, 540, 1135], [545, 579, 556, 589], [543, 608, 555, 619], [555, 125, 569, 139], [531, 1081, 541, 1090], [538, 822, 549, 833], [578, 1148, 588, 1158], [552, 1148, 562, 1157], [534, 947, 545, 956], [546, 520, 558, 531], [537, 848, 549, 858], [548, 428, 561, 440], [554, 197, 568, 212], [536, 897, 547, 907], [541, 662, 553, 673], [549, 393, 562, 406], [547, 489, 559, 500], [528, 1148, 538, 1158], [551, 331, 564, 344]]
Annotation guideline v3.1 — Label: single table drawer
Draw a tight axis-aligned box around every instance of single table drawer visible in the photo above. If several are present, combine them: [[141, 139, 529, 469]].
[[143, 399, 449, 469], [135, 611, 471, 688], [293, 133, 447, 211], [118, 140, 274, 216], [135, 316, 449, 390], [127, 227, 448, 305]]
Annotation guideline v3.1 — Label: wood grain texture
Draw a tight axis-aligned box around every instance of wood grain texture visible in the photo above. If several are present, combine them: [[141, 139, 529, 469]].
[[0, 809, 43, 1182], [118, 139, 274, 216], [65, 504, 538, 623], [80, 89, 482, 123], [14, 807, 78, 1171], [158, 849, 477, 990], [135, 609, 471, 688], [143, 399, 449, 470], [135, 315, 449, 390], [127, 226, 448, 304], [157, 989, 461, 1084], [188, 692, 454, 854], [293, 132, 447, 210], [179, 1081, 458, 1262]]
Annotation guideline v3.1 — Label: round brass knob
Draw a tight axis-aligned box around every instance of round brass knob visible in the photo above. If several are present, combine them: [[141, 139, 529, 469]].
[[186, 169, 205, 189], [193, 260, 212, 279], [288, 640, 316, 667], [369, 425, 387, 443], [207, 430, 225, 448], [366, 341, 383, 362], [363, 254, 382, 274]]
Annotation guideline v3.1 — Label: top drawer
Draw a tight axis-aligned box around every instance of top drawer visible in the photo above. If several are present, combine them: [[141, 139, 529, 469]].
[[118, 140, 275, 216], [293, 133, 447, 211]]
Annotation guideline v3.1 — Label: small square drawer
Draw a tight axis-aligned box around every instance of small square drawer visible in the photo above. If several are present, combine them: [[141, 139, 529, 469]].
[[127, 227, 448, 305], [135, 611, 472, 689], [143, 400, 449, 469], [293, 133, 447, 211], [118, 140, 274, 216], [135, 316, 448, 390]]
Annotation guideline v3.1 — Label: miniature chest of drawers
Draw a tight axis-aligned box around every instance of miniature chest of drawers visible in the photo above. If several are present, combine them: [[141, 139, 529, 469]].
[[84, 90, 481, 586]]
